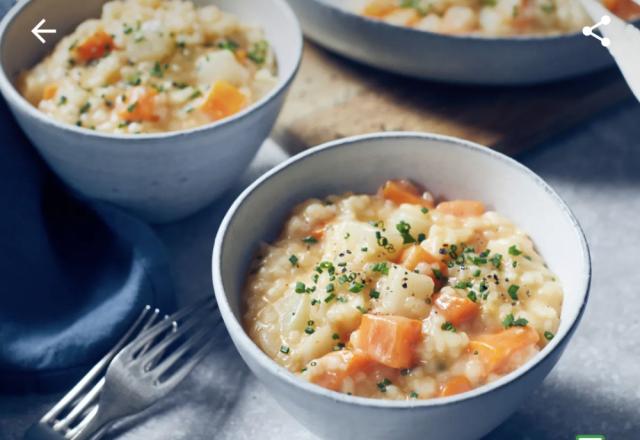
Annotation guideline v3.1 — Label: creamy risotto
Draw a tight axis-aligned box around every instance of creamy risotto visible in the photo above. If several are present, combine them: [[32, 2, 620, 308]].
[[244, 180, 563, 400], [20, 0, 277, 134], [355, 0, 640, 36]]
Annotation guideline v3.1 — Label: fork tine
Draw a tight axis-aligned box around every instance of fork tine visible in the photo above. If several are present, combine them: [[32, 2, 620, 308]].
[[150, 317, 221, 380], [158, 332, 216, 386], [137, 305, 218, 367], [42, 305, 159, 424], [64, 404, 98, 439], [123, 298, 215, 358], [52, 377, 104, 432]]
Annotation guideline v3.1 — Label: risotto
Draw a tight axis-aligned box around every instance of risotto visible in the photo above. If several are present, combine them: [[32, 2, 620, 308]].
[[355, 0, 640, 36], [19, 0, 277, 134], [244, 180, 563, 400]]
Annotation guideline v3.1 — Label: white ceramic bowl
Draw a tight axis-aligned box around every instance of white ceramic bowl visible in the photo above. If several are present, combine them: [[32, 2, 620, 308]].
[[0, 0, 302, 223], [286, 0, 625, 85], [212, 133, 591, 440]]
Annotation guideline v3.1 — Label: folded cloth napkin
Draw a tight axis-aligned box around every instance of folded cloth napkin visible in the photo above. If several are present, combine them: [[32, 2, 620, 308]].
[[0, 98, 174, 390]]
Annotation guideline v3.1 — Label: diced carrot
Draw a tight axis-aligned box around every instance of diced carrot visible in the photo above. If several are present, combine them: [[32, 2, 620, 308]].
[[468, 326, 539, 375], [75, 31, 116, 63], [398, 245, 448, 287], [42, 84, 58, 100], [119, 87, 159, 122], [380, 180, 434, 209], [436, 200, 485, 217], [308, 350, 375, 392], [607, 0, 640, 19], [362, 4, 397, 18], [354, 314, 422, 369], [434, 294, 480, 327], [439, 375, 472, 397], [200, 80, 247, 121], [310, 227, 324, 241], [235, 49, 248, 64]]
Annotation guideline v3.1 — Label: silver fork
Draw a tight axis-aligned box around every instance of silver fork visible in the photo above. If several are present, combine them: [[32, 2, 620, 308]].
[[26, 298, 221, 440]]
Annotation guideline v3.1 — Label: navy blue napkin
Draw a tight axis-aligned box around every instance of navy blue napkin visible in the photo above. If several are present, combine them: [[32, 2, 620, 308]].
[[0, 70, 174, 391]]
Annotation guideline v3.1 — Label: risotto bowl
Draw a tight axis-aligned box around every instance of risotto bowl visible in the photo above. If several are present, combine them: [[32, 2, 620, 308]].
[[0, 0, 302, 223], [212, 133, 591, 440], [286, 0, 630, 84]]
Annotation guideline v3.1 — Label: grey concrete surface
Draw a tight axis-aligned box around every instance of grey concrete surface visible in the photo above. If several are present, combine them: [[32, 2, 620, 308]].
[[2, 103, 639, 440]]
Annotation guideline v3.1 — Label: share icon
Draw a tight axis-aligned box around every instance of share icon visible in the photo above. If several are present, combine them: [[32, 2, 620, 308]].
[[582, 15, 611, 46]]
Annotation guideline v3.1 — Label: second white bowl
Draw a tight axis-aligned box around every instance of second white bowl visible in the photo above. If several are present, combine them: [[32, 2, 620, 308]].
[[212, 132, 591, 440], [287, 0, 620, 85], [0, 0, 302, 223]]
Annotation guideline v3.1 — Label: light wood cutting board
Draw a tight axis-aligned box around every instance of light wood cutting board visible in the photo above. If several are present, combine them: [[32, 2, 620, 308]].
[[273, 40, 634, 156]]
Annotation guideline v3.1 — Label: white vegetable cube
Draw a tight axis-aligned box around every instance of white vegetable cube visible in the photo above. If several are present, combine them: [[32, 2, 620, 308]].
[[372, 264, 434, 319], [122, 20, 173, 62], [423, 224, 473, 257], [195, 50, 249, 88]]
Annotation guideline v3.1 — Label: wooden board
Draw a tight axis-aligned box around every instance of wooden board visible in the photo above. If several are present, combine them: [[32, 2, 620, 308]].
[[274, 40, 634, 156]]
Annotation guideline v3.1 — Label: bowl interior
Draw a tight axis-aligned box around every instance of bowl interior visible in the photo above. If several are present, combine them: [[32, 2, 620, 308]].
[[0, 0, 300, 116], [216, 133, 590, 392]]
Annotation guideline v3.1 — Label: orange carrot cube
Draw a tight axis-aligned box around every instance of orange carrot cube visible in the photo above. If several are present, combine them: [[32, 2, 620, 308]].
[[354, 314, 422, 369], [200, 80, 247, 121]]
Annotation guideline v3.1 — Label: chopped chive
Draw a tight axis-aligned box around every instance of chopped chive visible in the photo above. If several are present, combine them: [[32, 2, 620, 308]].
[[371, 262, 389, 275], [507, 284, 520, 301], [377, 378, 392, 392], [454, 280, 473, 289], [295, 282, 306, 293], [508, 245, 522, 256], [544, 331, 555, 340], [280, 345, 290, 354], [369, 289, 380, 299], [441, 321, 456, 332], [303, 236, 318, 244], [217, 39, 239, 51], [490, 253, 503, 269], [396, 221, 416, 244], [304, 326, 315, 335], [503, 313, 529, 328], [289, 255, 298, 266], [248, 40, 268, 64]]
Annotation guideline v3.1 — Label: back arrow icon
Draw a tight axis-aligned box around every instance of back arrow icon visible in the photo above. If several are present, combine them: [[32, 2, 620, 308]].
[[32, 19, 56, 44]]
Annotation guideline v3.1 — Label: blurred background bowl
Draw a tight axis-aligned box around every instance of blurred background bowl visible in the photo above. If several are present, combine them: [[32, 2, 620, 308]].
[[212, 132, 591, 440], [0, 0, 302, 223], [286, 0, 630, 85]]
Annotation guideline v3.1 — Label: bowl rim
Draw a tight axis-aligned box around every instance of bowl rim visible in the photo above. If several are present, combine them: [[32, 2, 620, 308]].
[[212, 131, 591, 409], [0, 0, 303, 142], [307, 0, 639, 43]]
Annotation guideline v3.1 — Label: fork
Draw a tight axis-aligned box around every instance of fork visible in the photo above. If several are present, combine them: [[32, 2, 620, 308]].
[[25, 298, 221, 440]]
